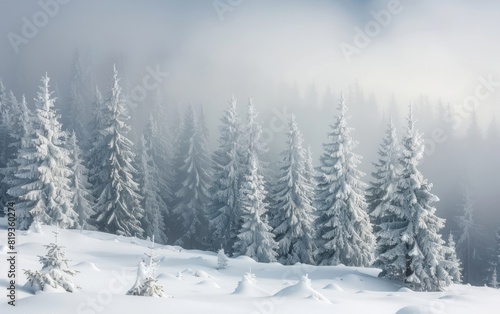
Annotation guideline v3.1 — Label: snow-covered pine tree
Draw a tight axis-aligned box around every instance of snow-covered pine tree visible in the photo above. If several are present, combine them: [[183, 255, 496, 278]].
[[150, 92, 174, 222], [217, 246, 229, 269], [208, 97, 243, 253], [68, 131, 95, 230], [456, 187, 481, 284], [233, 155, 277, 263], [24, 226, 79, 292], [86, 85, 106, 187], [171, 104, 212, 249], [0, 79, 9, 171], [369, 119, 402, 269], [92, 66, 144, 237], [486, 224, 500, 288], [379, 106, 451, 292], [270, 114, 316, 265], [0, 95, 31, 225], [314, 95, 375, 267], [443, 232, 462, 284], [7, 75, 77, 229], [488, 267, 498, 289], [138, 121, 168, 244], [367, 118, 399, 227], [0, 90, 18, 211], [127, 237, 166, 297]]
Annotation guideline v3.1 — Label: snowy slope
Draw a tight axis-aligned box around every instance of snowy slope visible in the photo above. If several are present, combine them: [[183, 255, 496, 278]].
[[1, 218, 499, 314]]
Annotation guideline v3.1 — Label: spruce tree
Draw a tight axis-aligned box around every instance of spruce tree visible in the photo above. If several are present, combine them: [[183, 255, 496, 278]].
[[1, 95, 32, 226], [24, 226, 79, 292], [86, 85, 106, 187], [314, 95, 375, 267], [217, 247, 229, 270], [127, 238, 166, 297], [456, 187, 481, 284], [138, 121, 168, 244], [92, 66, 144, 237], [208, 97, 243, 253], [270, 114, 315, 265], [369, 119, 401, 268], [7, 75, 77, 229], [172, 104, 212, 249], [443, 232, 462, 284], [0, 91, 20, 211], [378, 106, 451, 291], [68, 131, 95, 230], [233, 156, 277, 263]]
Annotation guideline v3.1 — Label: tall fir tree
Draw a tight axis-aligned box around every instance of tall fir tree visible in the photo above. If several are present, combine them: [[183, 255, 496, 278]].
[[0, 91, 19, 211], [7, 75, 77, 229], [68, 131, 95, 230], [138, 119, 168, 244], [456, 187, 481, 284], [208, 97, 243, 253], [86, 85, 106, 187], [0, 95, 31, 221], [378, 106, 451, 291], [270, 114, 316, 265], [443, 232, 462, 284], [92, 66, 144, 237], [0, 80, 9, 171], [64, 49, 92, 142], [314, 95, 375, 267], [234, 155, 277, 263], [368, 119, 401, 266], [172, 104, 212, 249]]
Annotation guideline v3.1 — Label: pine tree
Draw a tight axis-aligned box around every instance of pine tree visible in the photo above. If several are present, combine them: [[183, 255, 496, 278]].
[[488, 267, 498, 289], [456, 187, 481, 284], [24, 226, 79, 292], [171, 104, 212, 249], [443, 232, 462, 284], [314, 95, 375, 267], [92, 66, 144, 237], [1, 95, 31, 225], [138, 121, 168, 244], [7, 75, 77, 229], [68, 131, 95, 230], [0, 91, 20, 211], [0, 79, 9, 170], [369, 119, 401, 267], [127, 238, 166, 297], [486, 224, 500, 288], [217, 247, 229, 270], [208, 97, 243, 253], [150, 93, 174, 223], [64, 49, 92, 142], [86, 85, 106, 187], [234, 156, 277, 263], [378, 106, 451, 292], [270, 114, 316, 265]]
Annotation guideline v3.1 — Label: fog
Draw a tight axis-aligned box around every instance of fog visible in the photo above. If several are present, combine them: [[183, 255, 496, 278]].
[[1, 0, 499, 284]]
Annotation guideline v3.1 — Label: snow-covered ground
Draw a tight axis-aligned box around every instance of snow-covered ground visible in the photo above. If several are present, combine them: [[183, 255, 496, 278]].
[[1, 218, 499, 314]]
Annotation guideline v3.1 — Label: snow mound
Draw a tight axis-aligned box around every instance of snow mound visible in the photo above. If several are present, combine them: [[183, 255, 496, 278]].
[[274, 275, 331, 303], [398, 287, 413, 292], [322, 283, 343, 291], [232, 272, 269, 297], [74, 261, 100, 271], [194, 270, 212, 278], [395, 305, 430, 314], [197, 280, 221, 288], [156, 273, 179, 280]]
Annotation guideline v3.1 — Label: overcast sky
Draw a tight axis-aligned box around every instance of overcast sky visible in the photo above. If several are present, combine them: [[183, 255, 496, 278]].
[[0, 0, 499, 120]]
